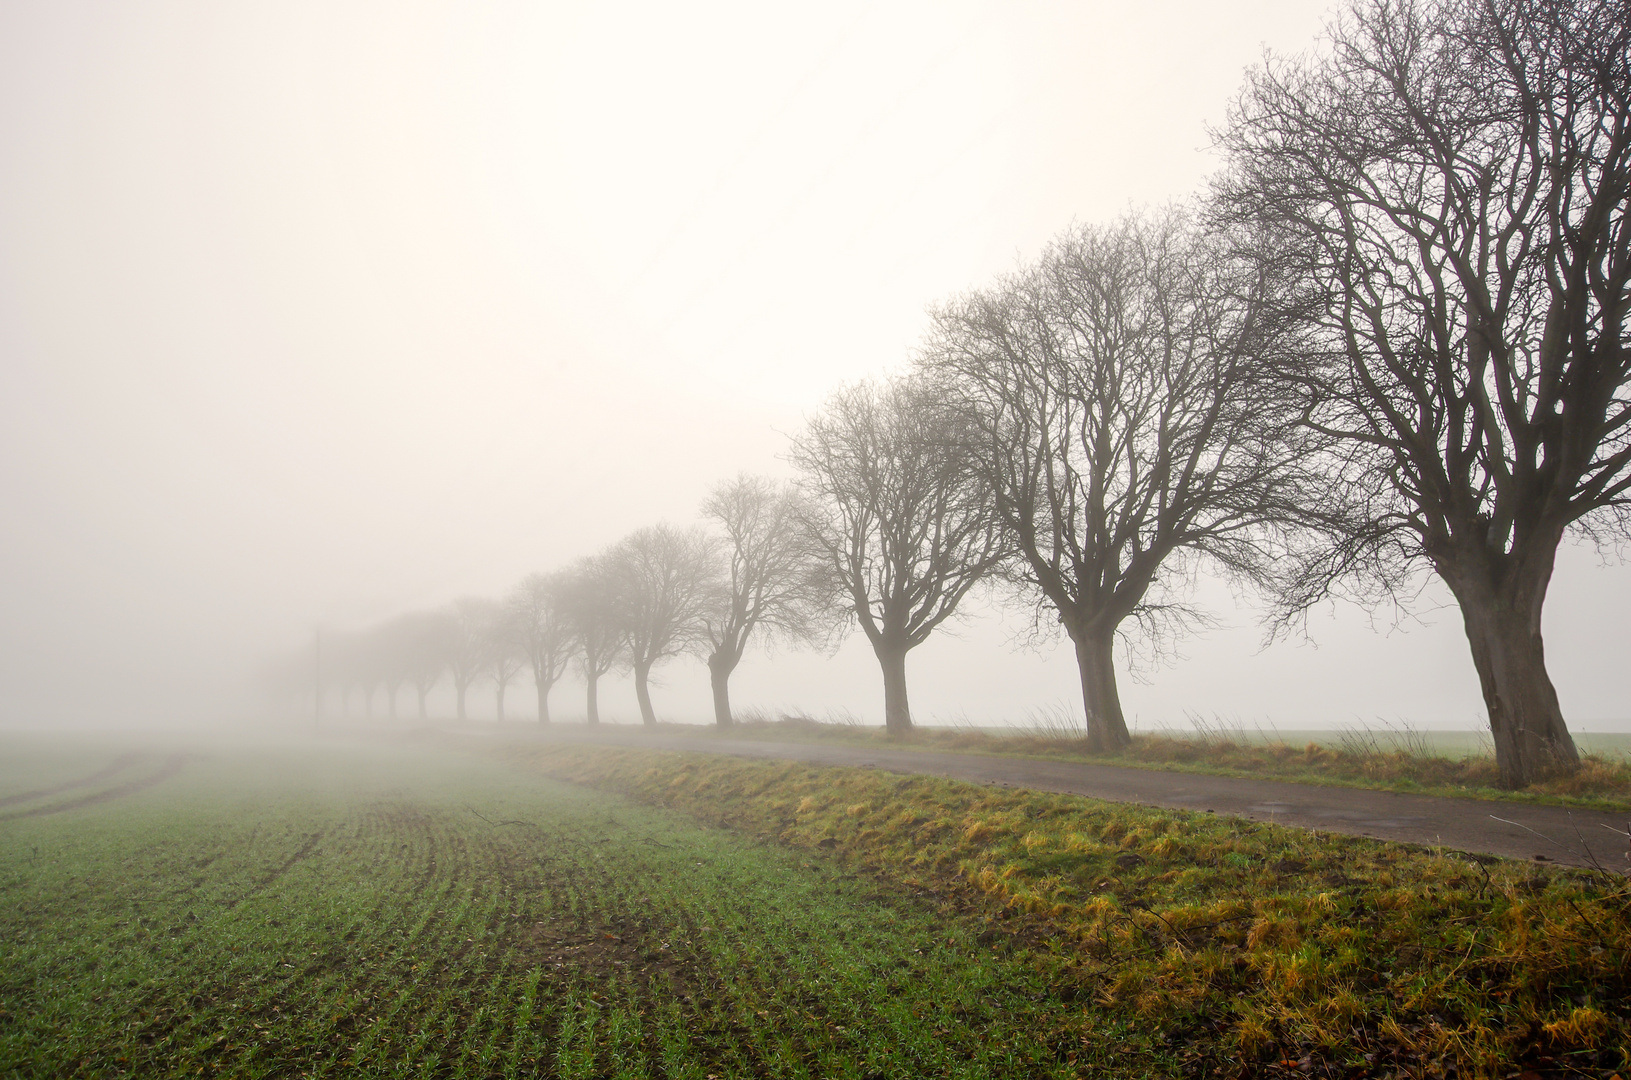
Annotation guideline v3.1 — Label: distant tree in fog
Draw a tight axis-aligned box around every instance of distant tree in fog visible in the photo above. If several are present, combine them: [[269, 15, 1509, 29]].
[[558, 557, 624, 724], [396, 610, 452, 720], [700, 475, 832, 727], [507, 571, 574, 724], [606, 524, 723, 726], [790, 378, 1003, 735], [922, 211, 1307, 752], [378, 621, 410, 721], [483, 603, 526, 723], [444, 598, 497, 722]]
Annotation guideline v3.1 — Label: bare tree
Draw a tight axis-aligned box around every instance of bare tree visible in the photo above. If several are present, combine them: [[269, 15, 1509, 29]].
[[924, 211, 1308, 752], [1213, 0, 1631, 785], [606, 524, 722, 726], [558, 556, 624, 724], [483, 603, 526, 723], [394, 610, 451, 720], [790, 378, 1003, 735], [444, 598, 494, 722], [507, 571, 574, 724], [700, 475, 832, 727]]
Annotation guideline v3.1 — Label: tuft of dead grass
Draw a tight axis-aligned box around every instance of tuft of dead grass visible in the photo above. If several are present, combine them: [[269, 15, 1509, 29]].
[[509, 744, 1631, 1080]]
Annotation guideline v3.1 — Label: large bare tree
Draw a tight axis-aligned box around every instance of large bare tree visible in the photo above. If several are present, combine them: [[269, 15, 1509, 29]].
[[791, 379, 1003, 735], [699, 475, 832, 727], [924, 211, 1307, 752], [607, 524, 722, 726], [1213, 0, 1631, 785], [507, 571, 574, 724], [558, 556, 624, 724]]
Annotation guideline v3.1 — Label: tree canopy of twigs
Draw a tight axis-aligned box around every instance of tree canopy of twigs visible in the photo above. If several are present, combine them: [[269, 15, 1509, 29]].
[[1212, 0, 1631, 785], [605, 523, 723, 726], [699, 474, 834, 727], [790, 379, 1004, 735], [923, 209, 1313, 751], [506, 571, 575, 725]]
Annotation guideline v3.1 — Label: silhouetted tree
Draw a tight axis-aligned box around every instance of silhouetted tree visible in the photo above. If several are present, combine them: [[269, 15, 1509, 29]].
[[1213, 0, 1631, 785], [507, 571, 574, 724], [700, 475, 832, 727], [558, 556, 624, 724], [924, 210, 1308, 752], [607, 524, 722, 726], [791, 378, 1003, 735]]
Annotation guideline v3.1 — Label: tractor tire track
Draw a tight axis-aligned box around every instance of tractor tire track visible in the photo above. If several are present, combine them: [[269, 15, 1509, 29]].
[[0, 754, 189, 821], [0, 751, 141, 808], [225, 829, 329, 907]]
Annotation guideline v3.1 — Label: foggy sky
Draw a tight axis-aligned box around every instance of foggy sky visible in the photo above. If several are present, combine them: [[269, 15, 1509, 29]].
[[2, 0, 1627, 731]]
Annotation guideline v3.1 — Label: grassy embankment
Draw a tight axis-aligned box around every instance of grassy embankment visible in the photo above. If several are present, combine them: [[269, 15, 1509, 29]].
[[702, 712, 1631, 812], [0, 737, 1175, 1079], [507, 742, 1631, 1080]]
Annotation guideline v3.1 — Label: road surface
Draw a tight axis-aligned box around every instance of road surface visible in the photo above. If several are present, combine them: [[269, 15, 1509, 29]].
[[460, 725, 1631, 871]]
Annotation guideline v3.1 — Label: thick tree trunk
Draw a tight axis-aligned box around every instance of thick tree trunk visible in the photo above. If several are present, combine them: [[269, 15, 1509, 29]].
[[1444, 562, 1580, 787], [634, 660, 657, 726], [536, 679, 551, 724], [874, 642, 912, 736], [708, 651, 737, 728], [495, 684, 506, 724], [586, 676, 600, 725], [455, 682, 468, 722], [1071, 630, 1130, 753]]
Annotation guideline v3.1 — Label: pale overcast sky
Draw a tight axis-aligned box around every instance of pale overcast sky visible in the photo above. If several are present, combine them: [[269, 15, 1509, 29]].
[[2, 0, 1627, 731]]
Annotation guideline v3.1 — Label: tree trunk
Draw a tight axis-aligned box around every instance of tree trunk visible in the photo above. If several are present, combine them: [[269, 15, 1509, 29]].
[[874, 642, 912, 736], [1445, 563, 1580, 787], [456, 682, 467, 722], [708, 651, 737, 728], [1071, 630, 1130, 753], [416, 687, 428, 720], [536, 679, 551, 724], [634, 659, 657, 726], [495, 683, 506, 724], [586, 676, 600, 725]]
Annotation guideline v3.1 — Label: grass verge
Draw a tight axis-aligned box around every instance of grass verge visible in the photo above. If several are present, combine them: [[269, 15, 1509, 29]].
[[506, 742, 1631, 1080], [696, 713, 1631, 813]]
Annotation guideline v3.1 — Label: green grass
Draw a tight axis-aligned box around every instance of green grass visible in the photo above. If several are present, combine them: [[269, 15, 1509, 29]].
[[509, 743, 1631, 1080], [690, 713, 1631, 812], [1, 736, 1165, 1079]]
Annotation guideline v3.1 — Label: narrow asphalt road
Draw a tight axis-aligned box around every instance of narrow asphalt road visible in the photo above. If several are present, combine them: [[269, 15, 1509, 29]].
[[460, 725, 1631, 872]]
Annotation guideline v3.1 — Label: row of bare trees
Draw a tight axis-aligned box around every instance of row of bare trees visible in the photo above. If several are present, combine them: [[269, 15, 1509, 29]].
[[271, 0, 1626, 789], [795, 0, 1631, 788], [272, 476, 832, 728]]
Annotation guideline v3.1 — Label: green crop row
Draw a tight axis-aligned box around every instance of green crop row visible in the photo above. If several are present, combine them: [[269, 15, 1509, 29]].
[[1, 741, 1151, 1078]]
